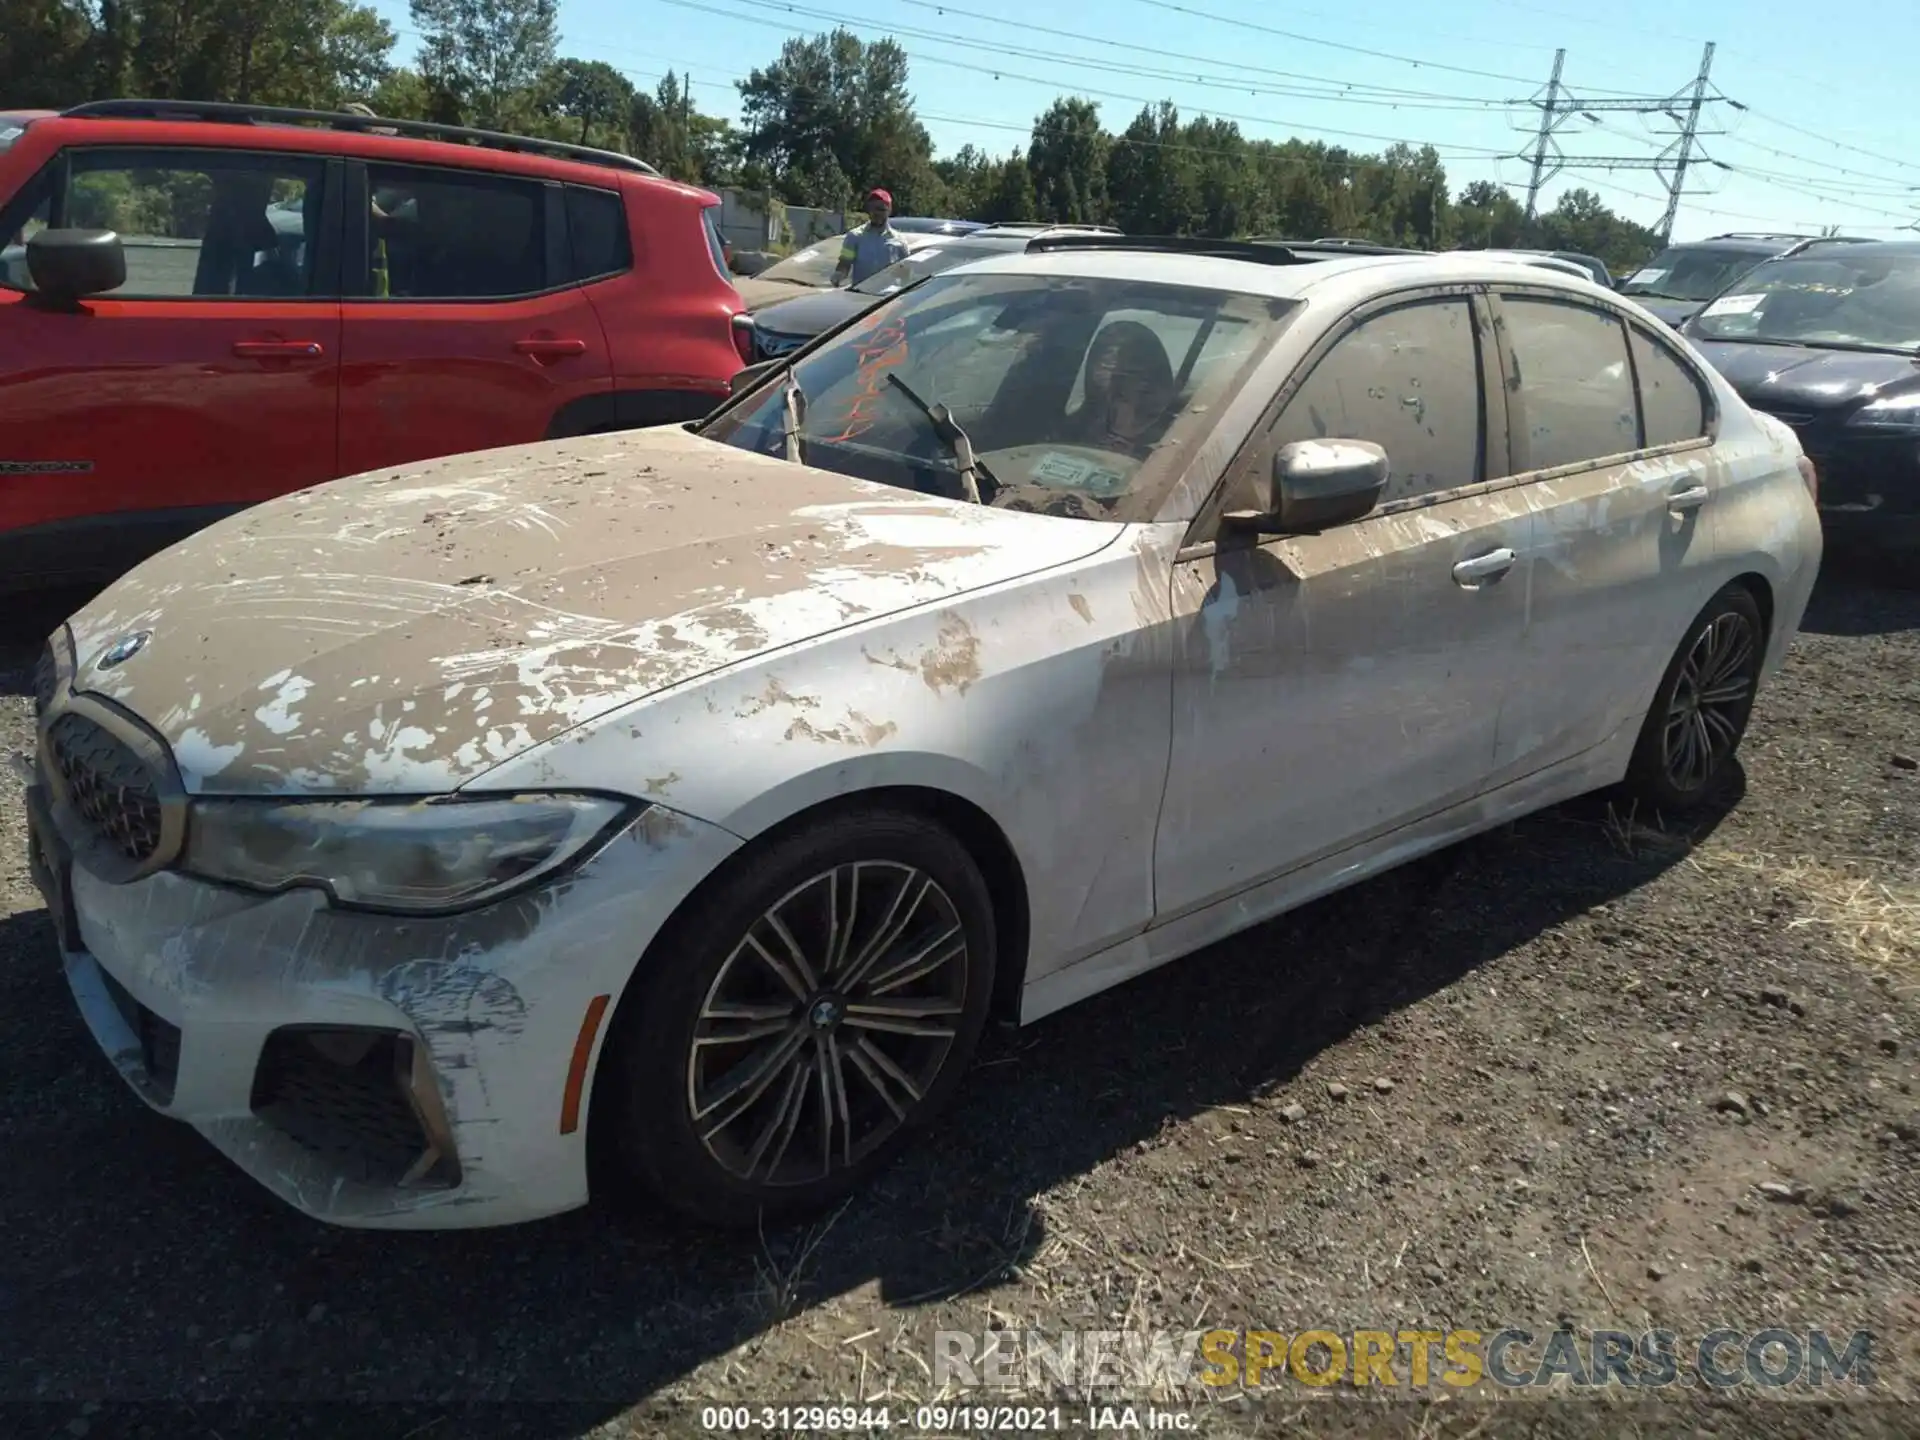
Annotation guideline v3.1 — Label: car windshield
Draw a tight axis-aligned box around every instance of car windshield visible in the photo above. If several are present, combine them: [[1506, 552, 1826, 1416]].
[[1686, 251, 1920, 354], [753, 242, 843, 289], [1621, 245, 1772, 302], [852, 241, 1009, 297], [701, 271, 1297, 521]]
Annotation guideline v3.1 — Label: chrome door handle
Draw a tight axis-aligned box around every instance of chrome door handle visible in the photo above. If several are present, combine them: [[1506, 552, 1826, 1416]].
[[1668, 483, 1711, 513], [1452, 548, 1516, 586]]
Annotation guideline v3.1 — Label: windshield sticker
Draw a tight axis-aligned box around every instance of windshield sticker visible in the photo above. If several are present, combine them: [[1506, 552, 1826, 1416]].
[[1030, 452, 1128, 495], [1702, 293, 1764, 317], [1628, 267, 1669, 286]]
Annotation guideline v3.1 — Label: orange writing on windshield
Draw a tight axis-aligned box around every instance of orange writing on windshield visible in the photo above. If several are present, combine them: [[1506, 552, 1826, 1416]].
[[822, 313, 911, 445]]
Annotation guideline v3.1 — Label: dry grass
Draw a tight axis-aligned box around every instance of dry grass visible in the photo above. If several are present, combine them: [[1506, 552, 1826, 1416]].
[[1688, 845, 1920, 974]]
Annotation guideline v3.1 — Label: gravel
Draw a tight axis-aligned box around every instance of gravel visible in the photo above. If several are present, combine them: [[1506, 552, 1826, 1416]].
[[2, 575, 1917, 1439]]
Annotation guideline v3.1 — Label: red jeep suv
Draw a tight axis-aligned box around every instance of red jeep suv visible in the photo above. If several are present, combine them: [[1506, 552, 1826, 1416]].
[[0, 100, 747, 593]]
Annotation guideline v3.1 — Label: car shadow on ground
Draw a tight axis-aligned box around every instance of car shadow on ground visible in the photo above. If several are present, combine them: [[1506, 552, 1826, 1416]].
[[0, 584, 94, 697], [1801, 569, 1920, 635], [0, 761, 1740, 1436]]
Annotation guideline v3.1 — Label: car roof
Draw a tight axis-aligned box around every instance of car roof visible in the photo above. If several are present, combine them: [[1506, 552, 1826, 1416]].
[[949, 245, 1626, 302], [1792, 238, 1920, 258], [25, 99, 714, 198]]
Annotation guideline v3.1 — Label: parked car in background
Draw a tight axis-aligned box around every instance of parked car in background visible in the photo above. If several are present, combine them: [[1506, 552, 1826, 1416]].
[[732, 230, 947, 309], [1480, 251, 1599, 283], [1487, 248, 1613, 287], [28, 235, 1818, 1231], [0, 99, 744, 595], [1619, 233, 1873, 327], [888, 217, 988, 236], [1681, 237, 1920, 563], [733, 223, 1120, 362]]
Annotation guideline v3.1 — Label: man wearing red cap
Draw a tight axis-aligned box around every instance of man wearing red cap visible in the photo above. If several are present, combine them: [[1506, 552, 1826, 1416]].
[[830, 187, 910, 287]]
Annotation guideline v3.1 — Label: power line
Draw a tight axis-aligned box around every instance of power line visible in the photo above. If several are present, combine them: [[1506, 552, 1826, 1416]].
[[478, 46, 1499, 171], [1720, 101, 1920, 179], [1118, 0, 1569, 90], [683, 0, 1519, 113], [651, 0, 1521, 153], [882, 0, 1524, 105]]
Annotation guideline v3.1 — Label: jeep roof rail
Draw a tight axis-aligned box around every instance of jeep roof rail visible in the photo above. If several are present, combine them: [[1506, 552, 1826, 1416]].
[[1701, 231, 1819, 243], [60, 98, 663, 177], [1023, 233, 1314, 264]]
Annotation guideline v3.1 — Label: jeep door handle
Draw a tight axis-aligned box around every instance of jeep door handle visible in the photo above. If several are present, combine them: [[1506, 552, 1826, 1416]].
[[1668, 483, 1711, 513], [1452, 548, 1516, 586], [514, 337, 588, 358], [233, 339, 324, 358]]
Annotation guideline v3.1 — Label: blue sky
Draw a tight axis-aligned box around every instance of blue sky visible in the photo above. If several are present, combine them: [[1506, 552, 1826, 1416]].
[[370, 0, 1920, 242]]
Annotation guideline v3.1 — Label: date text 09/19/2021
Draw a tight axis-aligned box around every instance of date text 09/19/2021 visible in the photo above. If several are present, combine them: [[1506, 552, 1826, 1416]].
[[699, 1404, 1194, 1432]]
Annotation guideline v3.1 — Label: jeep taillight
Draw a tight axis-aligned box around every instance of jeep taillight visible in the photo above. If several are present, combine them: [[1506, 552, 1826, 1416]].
[[731, 313, 755, 365], [1796, 454, 1818, 503]]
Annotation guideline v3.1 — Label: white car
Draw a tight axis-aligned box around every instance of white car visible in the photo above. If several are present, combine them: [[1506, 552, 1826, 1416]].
[[25, 236, 1822, 1231]]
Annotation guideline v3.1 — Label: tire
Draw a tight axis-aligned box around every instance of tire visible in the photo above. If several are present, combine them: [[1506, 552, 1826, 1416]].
[[596, 807, 998, 1228], [1620, 583, 1766, 815]]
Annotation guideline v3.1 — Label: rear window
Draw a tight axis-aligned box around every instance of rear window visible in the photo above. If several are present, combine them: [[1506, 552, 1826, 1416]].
[[702, 205, 731, 279], [567, 186, 631, 282]]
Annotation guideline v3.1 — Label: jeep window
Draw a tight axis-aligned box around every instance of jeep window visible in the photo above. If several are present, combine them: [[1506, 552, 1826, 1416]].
[[8, 149, 324, 298], [1686, 251, 1920, 355], [566, 185, 631, 283], [702, 272, 1296, 521], [364, 163, 549, 299], [702, 204, 731, 279], [0, 177, 50, 292]]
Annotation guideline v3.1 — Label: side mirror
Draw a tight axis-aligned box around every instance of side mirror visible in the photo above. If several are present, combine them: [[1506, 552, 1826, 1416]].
[[729, 357, 778, 396], [1226, 439, 1389, 534], [26, 229, 127, 307]]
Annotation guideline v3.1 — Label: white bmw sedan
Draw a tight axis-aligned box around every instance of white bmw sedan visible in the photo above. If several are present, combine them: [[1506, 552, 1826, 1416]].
[[25, 237, 1821, 1230]]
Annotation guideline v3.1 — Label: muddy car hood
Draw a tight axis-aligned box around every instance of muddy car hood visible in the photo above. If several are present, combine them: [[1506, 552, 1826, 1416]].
[[63, 426, 1120, 796]]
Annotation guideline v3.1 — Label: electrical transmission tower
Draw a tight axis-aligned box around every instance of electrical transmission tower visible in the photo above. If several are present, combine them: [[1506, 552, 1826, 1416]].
[[1522, 42, 1723, 242]]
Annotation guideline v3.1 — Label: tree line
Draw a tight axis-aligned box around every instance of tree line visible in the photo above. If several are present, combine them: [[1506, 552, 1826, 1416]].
[[4, 3, 1664, 268]]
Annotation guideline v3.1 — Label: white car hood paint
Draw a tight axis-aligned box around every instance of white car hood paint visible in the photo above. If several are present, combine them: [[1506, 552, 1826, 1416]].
[[62, 425, 1121, 794]]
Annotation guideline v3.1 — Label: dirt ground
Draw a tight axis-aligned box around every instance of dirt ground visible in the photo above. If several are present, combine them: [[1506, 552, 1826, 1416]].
[[2, 573, 1917, 1440]]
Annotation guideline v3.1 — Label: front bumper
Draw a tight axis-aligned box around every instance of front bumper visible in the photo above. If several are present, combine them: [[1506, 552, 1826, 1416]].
[[35, 793, 742, 1229]]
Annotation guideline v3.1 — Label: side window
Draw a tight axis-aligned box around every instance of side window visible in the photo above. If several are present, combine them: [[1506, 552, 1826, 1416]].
[[1268, 298, 1484, 504], [1628, 325, 1709, 446], [566, 185, 630, 283], [0, 174, 50, 291], [366, 164, 548, 300], [14, 149, 324, 299], [1499, 295, 1639, 473]]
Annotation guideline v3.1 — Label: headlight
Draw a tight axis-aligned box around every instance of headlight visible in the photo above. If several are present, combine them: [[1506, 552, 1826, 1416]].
[[1847, 390, 1920, 431], [182, 793, 634, 914]]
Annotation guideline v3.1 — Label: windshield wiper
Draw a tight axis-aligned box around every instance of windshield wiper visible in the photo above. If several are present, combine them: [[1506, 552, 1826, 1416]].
[[781, 372, 807, 465], [1786, 338, 1920, 358], [885, 374, 989, 504]]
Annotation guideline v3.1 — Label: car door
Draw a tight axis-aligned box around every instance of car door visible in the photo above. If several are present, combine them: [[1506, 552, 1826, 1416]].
[[336, 160, 614, 476], [1152, 289, 1533, 923], [1487, 287, 1720, 772], [0, 145, 341, 571]]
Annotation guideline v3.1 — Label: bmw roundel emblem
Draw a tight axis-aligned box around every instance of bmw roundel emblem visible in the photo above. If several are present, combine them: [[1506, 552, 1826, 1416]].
[[97, 631, 152, 669]]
